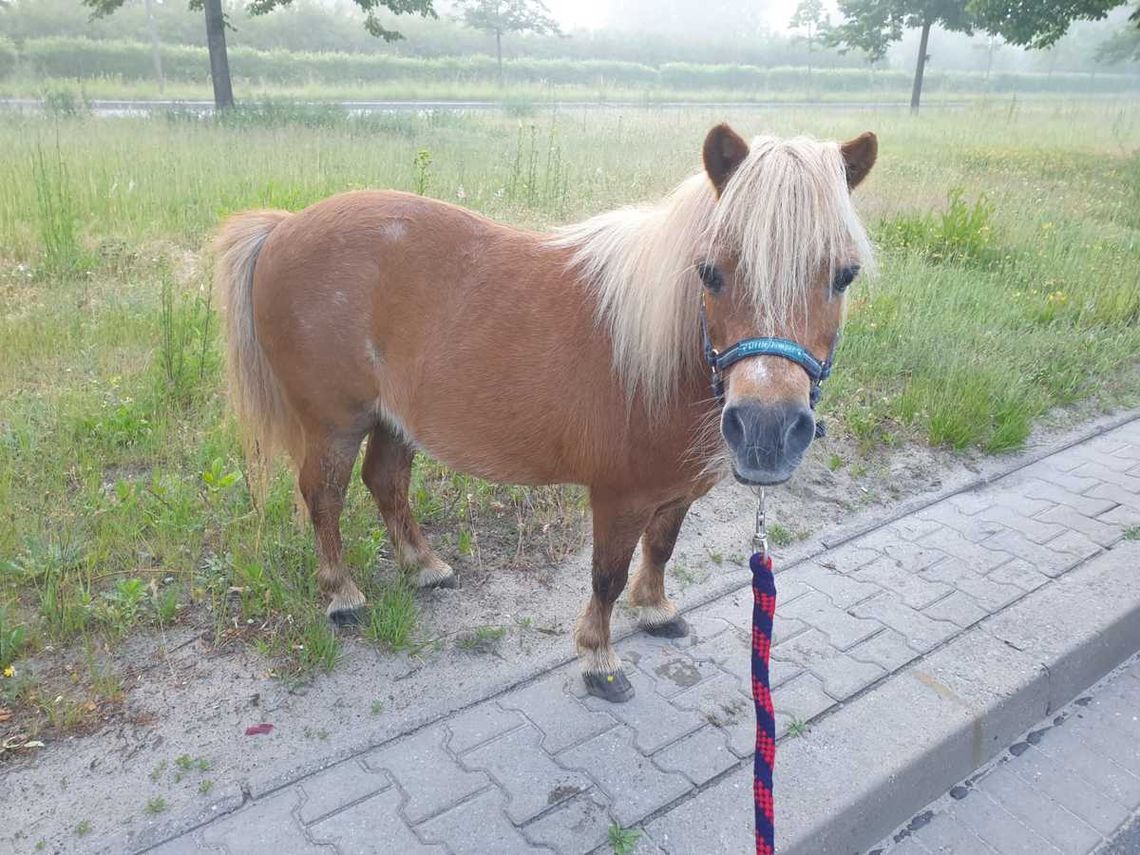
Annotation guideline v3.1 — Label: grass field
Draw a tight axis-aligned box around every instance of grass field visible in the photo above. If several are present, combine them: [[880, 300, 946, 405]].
[[1, 99, 1138, 741]]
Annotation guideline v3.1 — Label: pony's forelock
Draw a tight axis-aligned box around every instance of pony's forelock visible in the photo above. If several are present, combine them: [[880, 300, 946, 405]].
[[550, 134, 873, 408]]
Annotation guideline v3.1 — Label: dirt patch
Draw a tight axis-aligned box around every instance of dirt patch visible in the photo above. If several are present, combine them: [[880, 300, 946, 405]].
[[0, 402, 1132, 855]]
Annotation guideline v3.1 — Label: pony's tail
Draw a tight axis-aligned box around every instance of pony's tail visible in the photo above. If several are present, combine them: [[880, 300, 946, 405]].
[[215, 209, 298, 503]]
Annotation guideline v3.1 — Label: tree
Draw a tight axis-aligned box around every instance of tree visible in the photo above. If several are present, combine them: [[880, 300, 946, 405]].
[[457, 0, 561, 85], [825, 0, 1131, 112], [790, 0, 830, 79], [82, 0, 437, 109]]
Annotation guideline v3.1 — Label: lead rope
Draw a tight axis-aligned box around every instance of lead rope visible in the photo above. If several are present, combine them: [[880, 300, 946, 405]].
[[751, 488, 777, 855]]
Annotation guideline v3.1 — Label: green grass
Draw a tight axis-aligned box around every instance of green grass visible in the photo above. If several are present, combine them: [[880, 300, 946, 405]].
[[1, 99, 1138, 738], [608, 824, 642, 855]]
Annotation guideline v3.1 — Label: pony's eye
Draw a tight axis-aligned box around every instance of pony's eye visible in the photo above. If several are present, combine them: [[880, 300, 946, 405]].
[[832, 264, 861, 294], [697, 262, 724, 294]]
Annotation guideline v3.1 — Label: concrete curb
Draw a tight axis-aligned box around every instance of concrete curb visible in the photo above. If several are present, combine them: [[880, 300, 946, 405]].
[[776, 540, 1140, 855]]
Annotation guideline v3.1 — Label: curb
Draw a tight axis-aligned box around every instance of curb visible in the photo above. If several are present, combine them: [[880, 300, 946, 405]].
[[776, 540, 1140, 855]]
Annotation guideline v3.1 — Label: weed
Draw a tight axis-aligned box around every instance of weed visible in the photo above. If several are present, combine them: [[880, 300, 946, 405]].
[[75, 820, 91, 837], [199, 779, 214, 795], [413, 148, 433, 196], [0, 605, 27, 670], [767, 523, 800, 548], [371, 699, 384, 715], [31, 140, 85, 275], [828, 454, 843, 471], [145, 797, 167, 815], [787, 717, 810, 737], [98, 578, 148, 637], [608, 824, 642, 855], [1124, 526, 1140, 541], [150, 761, 167, 782], [363, 582, 416, 651], [457, 625, 507, 652]]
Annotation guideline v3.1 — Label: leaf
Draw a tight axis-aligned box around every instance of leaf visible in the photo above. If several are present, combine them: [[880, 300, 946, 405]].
[[244, 723, 274, 736], [0, 708, 12, 722]]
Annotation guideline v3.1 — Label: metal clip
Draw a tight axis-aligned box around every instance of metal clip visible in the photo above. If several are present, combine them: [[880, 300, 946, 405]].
[[752, 487, 768, 558]]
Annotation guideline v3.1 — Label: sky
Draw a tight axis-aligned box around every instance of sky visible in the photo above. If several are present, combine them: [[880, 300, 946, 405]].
[[542, 0, 803, 34]]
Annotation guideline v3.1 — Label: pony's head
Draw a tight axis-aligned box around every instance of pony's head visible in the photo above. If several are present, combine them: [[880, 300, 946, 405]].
[[698, 124, 876, 485]]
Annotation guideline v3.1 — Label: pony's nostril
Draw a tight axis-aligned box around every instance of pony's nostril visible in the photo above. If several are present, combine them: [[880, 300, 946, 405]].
[[785, 407, 816, 456], [722, 405, 747, 451]]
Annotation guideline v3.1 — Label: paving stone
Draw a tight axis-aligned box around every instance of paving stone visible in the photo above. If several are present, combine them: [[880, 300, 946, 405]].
[[981, 530, 1086, 578], [148, 835, 220, 855], [644, 764, 754, 855], [462, 723, 593, 824], [772, 614, 810, 645], [520, 790, 612, 855], [670, 673, 754, 758], [1011, 747, 1131, 835], [881, 539, 949, 571], [886, 515, 947, 543], [557, 728, 691, 826], [850, 593, 960, 653], [977, 764, 1102, 854], [307, 787, 446, 855], [581, 670, 703, 754], [445, 702, 526, 754], [813, 544, 883, 569], [782, 561, 884, 608], [920, 558, 1024, 612], [1034, 725, 1140, 808], [948, 786, 1063, 855], [907, 811, 998, 854], [915, 503, 1005, 544], [201, 790, 328, 855], [772, 627, 886, 700], [1021, 478, 1117, 516], [417, 789, 552, 854], [780, 590, 883, 650], [921, 591, 988, 629], [917, 527, 1013, 572], [1035, 504, 1121, 546], [363, 727, 489, 824], [499, 672, 618, 754], [945, 491, 996, 515], [985, 558, 1050, 592], [854, 556, 955, 610], [1029, 464, 1101, 494], [296, 760, 391, 825], [651, 724, 739, 785], [772, 672, 837, 733], [1086, 482, 1140, 512], [972, 504, 1065, 544], [618, 634, 719, 699], [1072, 461, 1140, 493], [846, 628, 922, 673], [686, 626, 752, 694], [1094, 501, 1140, 528]]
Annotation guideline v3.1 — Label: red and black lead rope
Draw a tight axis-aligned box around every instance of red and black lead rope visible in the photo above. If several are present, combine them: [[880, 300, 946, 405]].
[[751, 549, 777, 855]]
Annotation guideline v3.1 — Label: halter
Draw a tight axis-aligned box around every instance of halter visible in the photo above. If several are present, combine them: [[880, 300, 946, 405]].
[[699, 300, 837, 438]]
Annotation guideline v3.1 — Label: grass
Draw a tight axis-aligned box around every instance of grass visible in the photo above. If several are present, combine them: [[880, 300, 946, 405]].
[[1124, 526, 1140, 541], [0, 99, 1138, 742], [608, 823, 642, 855]]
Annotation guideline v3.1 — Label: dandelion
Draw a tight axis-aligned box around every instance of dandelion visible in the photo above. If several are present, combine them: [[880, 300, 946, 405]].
[[1047, 291, 1068, 306], [3, 666, 14, 678]]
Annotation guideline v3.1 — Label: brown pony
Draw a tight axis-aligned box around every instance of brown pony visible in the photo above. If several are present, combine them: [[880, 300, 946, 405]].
[[216, 123, 877, 702]]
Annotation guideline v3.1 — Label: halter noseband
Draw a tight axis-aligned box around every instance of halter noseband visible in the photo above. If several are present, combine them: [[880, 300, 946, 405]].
[[699, 300, 836, 438]]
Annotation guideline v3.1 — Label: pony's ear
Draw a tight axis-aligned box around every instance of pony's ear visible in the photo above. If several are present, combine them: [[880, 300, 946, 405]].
[[703, 123, 750, 196], [840, 132, 877, 189]]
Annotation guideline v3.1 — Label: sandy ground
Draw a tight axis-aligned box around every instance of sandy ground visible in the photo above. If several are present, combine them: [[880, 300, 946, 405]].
[[0, 402, 1129, 855]]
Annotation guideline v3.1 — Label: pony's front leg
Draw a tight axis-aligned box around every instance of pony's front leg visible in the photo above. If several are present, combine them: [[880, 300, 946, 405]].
[[628, 498, 692, 638], [576, 492, 652, 703]]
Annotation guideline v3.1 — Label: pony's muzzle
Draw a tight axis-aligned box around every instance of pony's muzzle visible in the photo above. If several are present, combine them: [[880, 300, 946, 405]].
[[722, 401, 815, 485]]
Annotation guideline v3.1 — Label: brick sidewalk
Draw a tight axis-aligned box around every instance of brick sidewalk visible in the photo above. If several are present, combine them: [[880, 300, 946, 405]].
[[877, 654, 1140, 855], [142, 418, 1140, 855]]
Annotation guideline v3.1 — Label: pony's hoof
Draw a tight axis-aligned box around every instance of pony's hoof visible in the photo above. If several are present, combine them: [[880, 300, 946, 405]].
[[427, 573, 459, 590], [583, 670, 635, 703], [642, 615, 690, 639], [328, 608, 363, 628]]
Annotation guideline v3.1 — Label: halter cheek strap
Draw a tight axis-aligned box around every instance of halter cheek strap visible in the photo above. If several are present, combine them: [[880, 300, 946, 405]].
[[699, 301, 837, 437]]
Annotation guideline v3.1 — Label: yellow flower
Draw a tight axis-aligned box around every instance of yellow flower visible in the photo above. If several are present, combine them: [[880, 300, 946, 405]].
[[2, 665, 14, 678]]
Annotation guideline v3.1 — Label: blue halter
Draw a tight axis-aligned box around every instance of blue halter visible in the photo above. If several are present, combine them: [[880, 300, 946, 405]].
[[699, 301, 837, 437]]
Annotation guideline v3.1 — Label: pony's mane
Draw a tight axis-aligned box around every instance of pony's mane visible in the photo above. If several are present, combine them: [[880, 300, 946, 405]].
[[549, 134, 873, 408]]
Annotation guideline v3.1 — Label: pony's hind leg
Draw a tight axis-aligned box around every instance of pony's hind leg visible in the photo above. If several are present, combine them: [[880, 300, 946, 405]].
[[298, 430, 367, 626], [628, 499, 692, 639], [576, 493, 652, 703], [361, 424, 456, 589]]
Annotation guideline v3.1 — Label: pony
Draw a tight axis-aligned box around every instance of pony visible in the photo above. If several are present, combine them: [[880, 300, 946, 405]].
[[216, 123, 877, 702]]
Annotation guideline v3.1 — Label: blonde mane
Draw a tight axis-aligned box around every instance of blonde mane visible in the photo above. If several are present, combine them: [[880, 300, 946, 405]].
[[550, 134, 874, 408]]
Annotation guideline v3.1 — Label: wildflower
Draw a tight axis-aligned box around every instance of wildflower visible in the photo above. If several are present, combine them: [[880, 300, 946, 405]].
[[4, 665, 15, 678], [1047, 291, 1067, 306]]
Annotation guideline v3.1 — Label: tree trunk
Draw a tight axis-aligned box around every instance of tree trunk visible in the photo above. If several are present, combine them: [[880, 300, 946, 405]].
[[144, 0, 164, 94], [496, 29, 503, 87], [910, 18, 931, 114], [203, 0, 234, 111]]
